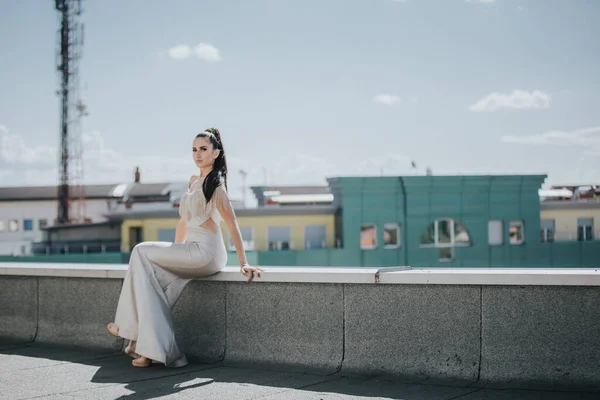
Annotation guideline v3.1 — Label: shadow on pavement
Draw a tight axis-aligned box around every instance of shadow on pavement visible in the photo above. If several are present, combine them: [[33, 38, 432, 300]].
[[1, 343, 599, 400]]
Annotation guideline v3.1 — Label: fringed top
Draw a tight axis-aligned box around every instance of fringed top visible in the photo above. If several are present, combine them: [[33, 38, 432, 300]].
[[178, 176, 230, 227]]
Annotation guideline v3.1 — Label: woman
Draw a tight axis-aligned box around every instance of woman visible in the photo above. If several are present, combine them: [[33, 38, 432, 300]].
[[106, 128, 263, 368]]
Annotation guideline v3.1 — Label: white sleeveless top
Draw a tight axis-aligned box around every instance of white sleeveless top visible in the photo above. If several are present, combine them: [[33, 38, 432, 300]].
[[178, 177, 229, 228]]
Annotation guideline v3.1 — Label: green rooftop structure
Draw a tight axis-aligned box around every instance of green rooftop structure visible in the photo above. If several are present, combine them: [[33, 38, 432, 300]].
[[253, 174, 598, 268], [326, 174, 598, 268]]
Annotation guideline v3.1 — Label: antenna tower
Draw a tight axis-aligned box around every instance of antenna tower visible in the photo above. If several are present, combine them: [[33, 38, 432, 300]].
[[55, 0, 87, 224]]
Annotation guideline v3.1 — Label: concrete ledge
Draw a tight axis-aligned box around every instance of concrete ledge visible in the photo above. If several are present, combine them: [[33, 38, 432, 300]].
[[479, 285, 600, 391], [225, 282, 344, 373], [0, 276, 37, 342], [0, 263, 127, 279], [208, 267, 380, 284], [0, 263, 380, 283], [1, 263, 600, 391], [342, 284, 480, 385], [377, 268, 600, 286], [35, 277, 123, 352], [2, 263, 600, 286], [173, 281, 226, 363]]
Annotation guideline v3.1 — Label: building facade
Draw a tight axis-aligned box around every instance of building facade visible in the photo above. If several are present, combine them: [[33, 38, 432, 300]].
[[109, 174, 599, 268], [2, 175, 598, 267], [0, 185, 120, 255], [540, 201, 598, 242], [0, 180, 186, 255]]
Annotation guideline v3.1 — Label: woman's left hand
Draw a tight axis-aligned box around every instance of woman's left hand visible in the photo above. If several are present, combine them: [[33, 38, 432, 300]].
[[240, 265, 264, 282]]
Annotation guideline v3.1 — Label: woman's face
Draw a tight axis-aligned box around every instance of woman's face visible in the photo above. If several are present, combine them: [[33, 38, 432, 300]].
[[192, 136, 220, 169]]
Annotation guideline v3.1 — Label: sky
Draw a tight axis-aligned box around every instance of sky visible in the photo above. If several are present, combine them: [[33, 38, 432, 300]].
[[1, 0, 599, 204]]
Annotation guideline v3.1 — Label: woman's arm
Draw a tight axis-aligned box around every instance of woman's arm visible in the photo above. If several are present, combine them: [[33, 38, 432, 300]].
[[174, 217, 186, 243], [216, 188, 248, 267], [215, 185, 263, 281]]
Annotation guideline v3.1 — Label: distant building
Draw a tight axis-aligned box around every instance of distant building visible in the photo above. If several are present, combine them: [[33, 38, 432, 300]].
[[538, 184, 599, 242], [540, 198, 599, 242], [251, 185, 333, 207], [0, 183, 121, 255], [0, 179, 187, 256], [551, 184, 599, 200], [2, 174, 598, 268]]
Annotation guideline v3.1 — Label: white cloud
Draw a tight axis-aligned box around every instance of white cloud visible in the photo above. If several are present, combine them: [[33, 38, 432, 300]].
[[0, 126, 191, 186], [501, 126, 600, 181], [0, 125, 59, 187], [0, 125, 56, 167], [10, 121, 597, 204], [1, 123, 530, 190], [469, 90, 550, 112], [167, 43, 222, 62], [237, 151, 416, 186], [373, 94, 400, 105], [466, 0, 496, 4], [167, 44, 192, 60], [194, 43, 222, 62], [0, 125, 416, 191], [501, 126, 600, 147]]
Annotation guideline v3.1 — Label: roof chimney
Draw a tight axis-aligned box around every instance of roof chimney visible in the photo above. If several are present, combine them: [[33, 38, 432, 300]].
[[134, 166, 140, 183]]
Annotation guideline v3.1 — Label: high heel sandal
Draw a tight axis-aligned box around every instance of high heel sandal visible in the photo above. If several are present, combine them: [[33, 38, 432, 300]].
[[108, 324, 141, 359], [107, 323, 119, 337], [108, 323, 156, 367], [132, 357, 152, 368], [124, 342, 140, 359]]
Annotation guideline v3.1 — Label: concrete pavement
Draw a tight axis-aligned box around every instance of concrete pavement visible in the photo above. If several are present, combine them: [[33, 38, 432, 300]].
[[1, 343, 597, 400]]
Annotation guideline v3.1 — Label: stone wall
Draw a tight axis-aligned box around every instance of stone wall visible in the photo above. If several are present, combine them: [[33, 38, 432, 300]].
[[1, 264, 599, 391]]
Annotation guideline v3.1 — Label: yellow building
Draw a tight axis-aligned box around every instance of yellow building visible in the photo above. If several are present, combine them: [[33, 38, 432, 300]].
[[540, 201, 599, 241], [114, 206, 337, 264]]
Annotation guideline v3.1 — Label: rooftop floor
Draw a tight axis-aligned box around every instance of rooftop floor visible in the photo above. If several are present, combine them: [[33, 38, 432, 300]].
[[1, 343, 597, 400]]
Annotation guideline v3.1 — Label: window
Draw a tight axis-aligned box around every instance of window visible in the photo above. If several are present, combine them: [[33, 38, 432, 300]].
[[383, 223, 401, 248], [38, 219, 48, 230], [8, 219, 18, 232], [488, 220, 504, 245], [439, 247, 453, 262], [0, 220, 4, 232], [305, 225, 326, 249], [577, 218, 594, 241], [360, 224, 377, 249], [420, 218, 471, 247], [509, 220, 524, 245], [129, 227, 143, 251], [23, 219, 33, 231], [229, 227, 254, 251], [540, 219, 554, 243], [268, 226, 291, 251]]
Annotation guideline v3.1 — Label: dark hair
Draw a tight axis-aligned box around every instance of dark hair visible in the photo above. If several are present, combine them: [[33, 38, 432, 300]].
[[195, 127, 228, 203]]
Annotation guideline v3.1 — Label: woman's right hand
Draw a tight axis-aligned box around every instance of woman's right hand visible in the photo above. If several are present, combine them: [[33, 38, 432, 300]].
[[240, 265, 264, 282]]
